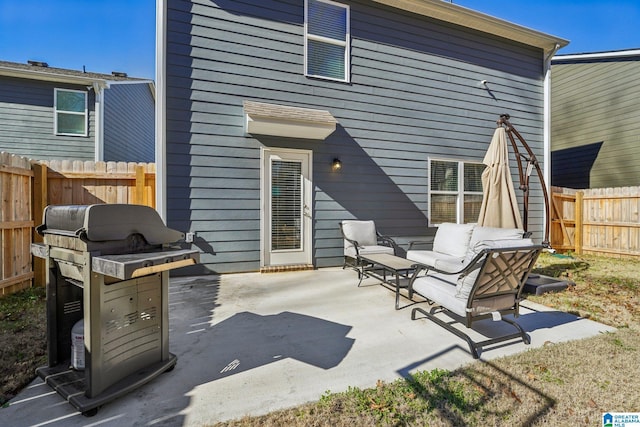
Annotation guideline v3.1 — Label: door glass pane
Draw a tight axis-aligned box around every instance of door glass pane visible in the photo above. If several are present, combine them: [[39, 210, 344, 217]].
[[271, 160, 302, 251]]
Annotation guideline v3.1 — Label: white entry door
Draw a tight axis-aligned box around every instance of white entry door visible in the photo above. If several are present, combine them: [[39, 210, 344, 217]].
[[261, 148, 313, 267]]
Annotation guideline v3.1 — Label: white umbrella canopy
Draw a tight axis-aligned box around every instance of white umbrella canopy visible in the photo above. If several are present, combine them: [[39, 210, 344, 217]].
[[477, 127, 523, 229]]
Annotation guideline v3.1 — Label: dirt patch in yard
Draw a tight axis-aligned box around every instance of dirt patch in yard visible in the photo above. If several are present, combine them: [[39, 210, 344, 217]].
[[0, 286, 47, 405]]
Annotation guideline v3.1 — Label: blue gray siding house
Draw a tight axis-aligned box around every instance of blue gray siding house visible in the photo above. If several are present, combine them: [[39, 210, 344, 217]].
[[157, 0, 568, 274], [551, 49, 640, 189], [0, 60, 155, 162]]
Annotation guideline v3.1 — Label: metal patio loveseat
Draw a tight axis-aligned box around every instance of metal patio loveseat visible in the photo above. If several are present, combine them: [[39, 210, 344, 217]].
[[408, 239, 542, 358]]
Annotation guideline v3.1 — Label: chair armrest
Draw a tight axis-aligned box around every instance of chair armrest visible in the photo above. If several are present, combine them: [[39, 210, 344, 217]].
[[376, 232, 399, 254], [408, 238, 435, 251], [407, 252, 486, 294]]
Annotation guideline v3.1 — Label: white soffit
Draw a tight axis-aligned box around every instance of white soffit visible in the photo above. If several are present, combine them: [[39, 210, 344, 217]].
[[244, 101, 337, 140], [372, 0, 569, 55]]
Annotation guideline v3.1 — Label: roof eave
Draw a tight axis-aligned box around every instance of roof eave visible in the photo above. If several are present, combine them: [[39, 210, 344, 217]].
[[0, 65, 110, 87], [372, 0, 569, 55], [552, 48, 640, 63]]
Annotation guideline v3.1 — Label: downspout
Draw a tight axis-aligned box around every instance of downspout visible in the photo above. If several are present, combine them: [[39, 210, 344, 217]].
[[92, 82, 107, 161], [156, 0, 167, 220], [543, 43, 561, 240]]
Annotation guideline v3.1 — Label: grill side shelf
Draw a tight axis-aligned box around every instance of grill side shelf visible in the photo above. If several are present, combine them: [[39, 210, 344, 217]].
[[92, 249, 200, 280]]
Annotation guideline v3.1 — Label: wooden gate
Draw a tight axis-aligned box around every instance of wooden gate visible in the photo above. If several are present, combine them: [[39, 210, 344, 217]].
[[0, 153, 34, 295]]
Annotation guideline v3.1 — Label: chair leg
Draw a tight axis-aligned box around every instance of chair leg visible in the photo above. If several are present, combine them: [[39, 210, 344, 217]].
[[411, 307, 530, 359]]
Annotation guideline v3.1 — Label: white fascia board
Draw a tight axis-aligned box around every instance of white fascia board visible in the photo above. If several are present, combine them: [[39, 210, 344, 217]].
[[372, 0, 569, 55], [553, 49, 640, 62], [0, 66, 109, 87]]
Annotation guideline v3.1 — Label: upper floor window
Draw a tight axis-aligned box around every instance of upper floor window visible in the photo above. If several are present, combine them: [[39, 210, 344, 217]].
[[429, 158, 485, 225], [305, 0, 350, 82], [54, 88, 87, 136]]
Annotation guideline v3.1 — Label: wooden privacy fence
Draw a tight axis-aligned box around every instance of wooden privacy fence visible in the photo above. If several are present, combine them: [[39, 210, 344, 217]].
[[0, 152, 156, 295], [551, 185, 640, 257], [0, 153, 33, 295]]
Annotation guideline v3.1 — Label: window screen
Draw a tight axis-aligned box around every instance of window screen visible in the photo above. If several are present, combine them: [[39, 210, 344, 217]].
[[54, 89, 87, 136], [430, 159, 485, 224], [305, 0, 349, 81]]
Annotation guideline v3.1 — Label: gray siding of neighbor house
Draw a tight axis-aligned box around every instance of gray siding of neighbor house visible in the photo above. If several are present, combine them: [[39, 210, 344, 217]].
[[0, 76, 96, 160], [103, 83, 155, 162], [165, 0, 547, 273], [551, 58, 640, 188]]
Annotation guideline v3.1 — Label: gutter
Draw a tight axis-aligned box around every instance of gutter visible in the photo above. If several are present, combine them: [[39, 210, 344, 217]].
[[552, 48, 640, 63], [372, 0, 568, 56], [543, 43, 562, 234]]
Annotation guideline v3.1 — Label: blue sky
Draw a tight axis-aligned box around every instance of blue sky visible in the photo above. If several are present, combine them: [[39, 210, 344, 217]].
[[1, 0, 639, 80], [0, 0, 155, 78]]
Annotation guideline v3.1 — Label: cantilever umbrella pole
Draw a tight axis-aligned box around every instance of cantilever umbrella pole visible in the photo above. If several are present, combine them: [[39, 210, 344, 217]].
[[497, 114, 551, 247]]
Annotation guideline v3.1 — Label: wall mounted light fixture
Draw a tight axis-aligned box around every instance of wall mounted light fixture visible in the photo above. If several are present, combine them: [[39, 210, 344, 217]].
[[331, 158, 342, 172]]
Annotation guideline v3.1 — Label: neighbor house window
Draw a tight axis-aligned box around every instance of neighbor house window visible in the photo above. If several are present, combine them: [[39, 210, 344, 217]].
[[305, 0, 350, 82], [54, 88, 87, 136], [429, 158, 484, 224]]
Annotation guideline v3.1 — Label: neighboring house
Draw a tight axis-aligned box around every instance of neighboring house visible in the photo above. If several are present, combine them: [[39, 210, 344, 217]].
[[551, 49, 640, 189], [0, 60, 155, 162], [157, 0, 568, 274]]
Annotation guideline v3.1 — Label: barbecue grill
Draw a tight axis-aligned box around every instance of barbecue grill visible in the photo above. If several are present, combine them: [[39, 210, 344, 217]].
[[31, 204, 199, 416]]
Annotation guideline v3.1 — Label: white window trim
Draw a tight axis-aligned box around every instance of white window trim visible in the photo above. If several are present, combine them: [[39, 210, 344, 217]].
[[304, 0, 350, 83], [54, 88, 88, 137], [428, 157, 484, 225]]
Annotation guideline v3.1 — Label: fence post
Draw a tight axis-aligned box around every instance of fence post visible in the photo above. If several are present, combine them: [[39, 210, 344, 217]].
[[32, 162, 48, 287], [575, 191, 583, 254]]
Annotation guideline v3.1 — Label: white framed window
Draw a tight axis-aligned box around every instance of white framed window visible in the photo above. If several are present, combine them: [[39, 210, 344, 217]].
[[429, 158, 485, 225], [54, 88, 87, 136], [304, 0, 350, 82]]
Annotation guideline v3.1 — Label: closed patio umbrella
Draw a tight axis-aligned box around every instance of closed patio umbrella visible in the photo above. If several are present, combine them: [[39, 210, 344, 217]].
[[477, 126, 523, 229]]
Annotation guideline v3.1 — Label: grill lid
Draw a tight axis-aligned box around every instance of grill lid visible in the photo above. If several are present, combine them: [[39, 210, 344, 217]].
[[37, 204, 184, 245]]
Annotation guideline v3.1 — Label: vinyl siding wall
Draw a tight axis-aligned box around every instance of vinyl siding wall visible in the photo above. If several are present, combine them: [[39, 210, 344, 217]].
[[0, 76, 95, 160], [103, 83, 155, 162], [551, 59, 640, 189], [165, 0, 546, 273]]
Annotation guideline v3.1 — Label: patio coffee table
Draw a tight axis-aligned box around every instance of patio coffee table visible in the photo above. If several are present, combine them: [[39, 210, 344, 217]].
[[358, 253, 416, 309]]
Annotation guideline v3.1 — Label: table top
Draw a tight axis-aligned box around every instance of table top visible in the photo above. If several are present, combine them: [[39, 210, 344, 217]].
[[359, 253, 415, 271]]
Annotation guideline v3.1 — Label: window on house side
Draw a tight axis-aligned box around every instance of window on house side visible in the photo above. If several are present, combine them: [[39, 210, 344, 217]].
[[305, 0, 350, 82], [54, 88, 87, 136], [429, 159, 485, 225]]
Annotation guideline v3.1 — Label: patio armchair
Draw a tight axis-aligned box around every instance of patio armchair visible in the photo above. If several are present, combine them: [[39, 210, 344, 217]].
[[339, 220, 398, 273], [408, 240, 542, 358]]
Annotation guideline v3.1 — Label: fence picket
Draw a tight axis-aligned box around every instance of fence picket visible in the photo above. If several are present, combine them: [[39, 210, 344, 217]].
[[551, 186, 640, 258], [1, 152, 156, 294]]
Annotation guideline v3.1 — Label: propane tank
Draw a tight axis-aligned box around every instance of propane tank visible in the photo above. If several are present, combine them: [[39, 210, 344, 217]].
[[71, 319, 85, 370]]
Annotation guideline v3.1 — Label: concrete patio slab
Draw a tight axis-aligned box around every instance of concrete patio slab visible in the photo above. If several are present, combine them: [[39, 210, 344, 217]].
[[2, 268, 614, 426]]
